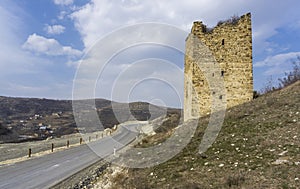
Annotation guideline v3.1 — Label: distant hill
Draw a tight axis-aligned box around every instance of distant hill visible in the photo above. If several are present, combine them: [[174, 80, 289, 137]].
[[0, 96, 180, 143]]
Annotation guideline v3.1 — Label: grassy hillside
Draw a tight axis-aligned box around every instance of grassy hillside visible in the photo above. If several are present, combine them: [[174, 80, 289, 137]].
[[110, 81, 300, 188]]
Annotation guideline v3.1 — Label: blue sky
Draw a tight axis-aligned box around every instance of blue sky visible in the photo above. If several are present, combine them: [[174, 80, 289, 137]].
[[1, 0, 300, 107]]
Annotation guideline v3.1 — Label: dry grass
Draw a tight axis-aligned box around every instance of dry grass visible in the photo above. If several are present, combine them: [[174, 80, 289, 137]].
[[107, 81, 300, 188]]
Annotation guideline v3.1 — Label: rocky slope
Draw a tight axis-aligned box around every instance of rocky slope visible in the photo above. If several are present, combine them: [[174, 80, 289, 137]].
[[103, 81, 300, 188]]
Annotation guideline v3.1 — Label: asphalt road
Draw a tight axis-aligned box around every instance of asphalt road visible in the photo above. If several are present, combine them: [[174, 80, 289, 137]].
[[0, 123, 141, 189]]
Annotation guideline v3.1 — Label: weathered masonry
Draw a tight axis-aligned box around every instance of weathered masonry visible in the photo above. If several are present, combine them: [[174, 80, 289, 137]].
[[184, 13, 253, 120]]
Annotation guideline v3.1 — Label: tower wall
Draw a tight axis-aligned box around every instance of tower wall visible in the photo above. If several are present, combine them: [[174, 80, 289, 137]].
[[184, 13, 253, 120]]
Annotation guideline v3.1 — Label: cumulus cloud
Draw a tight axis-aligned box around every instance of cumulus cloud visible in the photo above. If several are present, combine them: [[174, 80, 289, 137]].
[[107, 59, 184, 107], [58, 11, 67, 20], [22, 33, 82, 57], [68, 1, 251, 105], [76, 57, 184, 107], [71, 23, 186, 106], [0, 1, 75, 99], [53, 0, 73, 6], [254, 52, 300, 75], [254, 52, 300, 67], [3, 0, 300, 103], [44, 24, 65, 35], [69, 0, 300, 96], [70, 1, 293, 49]]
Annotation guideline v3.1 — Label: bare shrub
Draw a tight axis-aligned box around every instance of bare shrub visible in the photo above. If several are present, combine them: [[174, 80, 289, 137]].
[[217, 15, 240, 26], [229, 15, 240, 25], [253, 90, 260, 99], [260, 76, 276, 94], [201, 24, 214, 33], [261, 56, 300, 94], [278, 56, 300, 88]]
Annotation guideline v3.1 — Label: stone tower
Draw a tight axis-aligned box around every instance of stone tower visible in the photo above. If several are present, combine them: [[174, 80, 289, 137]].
[[184, 13, 253, 121]]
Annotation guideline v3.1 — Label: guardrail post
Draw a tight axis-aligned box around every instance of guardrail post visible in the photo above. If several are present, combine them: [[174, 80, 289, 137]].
[[28, 148, 31, 158], [51, 143, 54, 152], [67, 140, 69, 148], [80, 138, 83, 144]]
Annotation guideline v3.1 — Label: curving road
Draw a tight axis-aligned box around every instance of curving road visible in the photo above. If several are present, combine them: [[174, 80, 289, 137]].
[[0, 123, 141, 189]]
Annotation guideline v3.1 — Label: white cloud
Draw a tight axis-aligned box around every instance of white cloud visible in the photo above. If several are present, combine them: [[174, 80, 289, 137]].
[[0, 1, 40, 74], [108, 59, 184, 107], [71, 24, 186, 107], [1, 80, 73, 100], [254, 52, 300, 75], [70, 0, 300, 54], [69, 0, 300, 101], [254, 52, 300, 67], [0, 1, 75, 99], [75, 56, 184, 107], [22, 33, 82, 57], [58, 11, 67, 20], [53, 0, 73, 6], [2, 0, 300, 104], [44, 24, 65, 35]]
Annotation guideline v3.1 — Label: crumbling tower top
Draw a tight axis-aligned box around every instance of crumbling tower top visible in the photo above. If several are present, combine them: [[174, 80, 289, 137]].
[[184, 13, 253, 120]]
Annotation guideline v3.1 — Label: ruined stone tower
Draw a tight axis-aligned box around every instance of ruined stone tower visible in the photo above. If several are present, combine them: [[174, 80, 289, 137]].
[[184, 13, 253, 121]]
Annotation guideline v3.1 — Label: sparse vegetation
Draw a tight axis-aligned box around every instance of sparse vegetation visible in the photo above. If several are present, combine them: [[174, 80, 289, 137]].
[[217, 15, 240, 26], [136, 110, 182, 148], [0, 97, 173, 143], [226, 172, 246, 187], [0, 122, 10, 135], [201, 24, 214, 33], [253, 90, 260, 99], [260, 75, 277, 94], [261, 56, 300, 94], [105, 80, 300, 188], [154, 111, 181, 133], [202, 15, 241, 34], [278, 56, 300, 88]]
